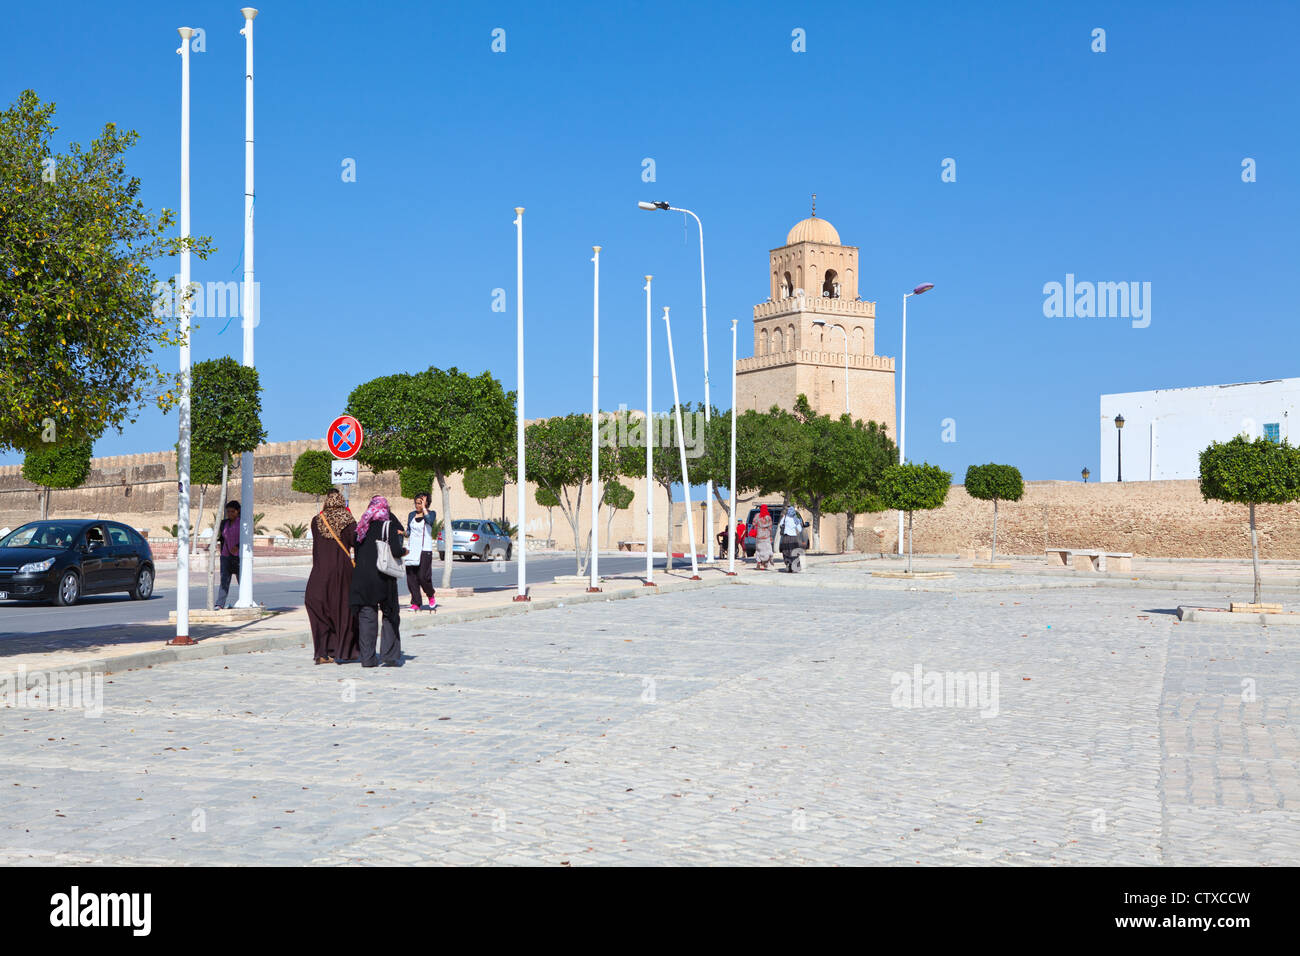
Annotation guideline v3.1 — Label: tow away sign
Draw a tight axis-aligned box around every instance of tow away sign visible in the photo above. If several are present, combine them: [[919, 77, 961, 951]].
[[331, 459, 358, 485]]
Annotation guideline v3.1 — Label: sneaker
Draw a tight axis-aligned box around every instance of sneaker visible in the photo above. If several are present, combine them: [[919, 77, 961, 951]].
[[428, 597, 437, 611], [409, 604, 419, 612]]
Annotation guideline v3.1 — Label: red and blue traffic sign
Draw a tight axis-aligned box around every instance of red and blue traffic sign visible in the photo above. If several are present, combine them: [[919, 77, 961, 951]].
[[327, 415, 364, 460]]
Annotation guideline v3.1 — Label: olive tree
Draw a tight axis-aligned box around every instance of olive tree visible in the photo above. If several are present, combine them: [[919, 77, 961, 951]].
[[879, 463, 952, 573], [1199, 435, 1300, 605], [964, 463, 1025, 560]]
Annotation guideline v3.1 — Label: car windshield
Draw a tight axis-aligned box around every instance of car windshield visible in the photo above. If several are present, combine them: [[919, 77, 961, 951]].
[[0, 522, 81, 549], [450, 520, 480, 531]]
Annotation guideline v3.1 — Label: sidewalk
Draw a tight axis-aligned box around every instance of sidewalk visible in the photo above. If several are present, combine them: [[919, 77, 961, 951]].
[[0, 566, 743, 686]]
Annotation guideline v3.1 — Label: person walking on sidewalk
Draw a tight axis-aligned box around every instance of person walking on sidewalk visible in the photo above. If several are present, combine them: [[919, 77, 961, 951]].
[[350, 495, 405, 668], [753, 504, 774, 570], [405, 492, 437, 612], [305, 489, 358, 665], [214, 500, 241, 609]]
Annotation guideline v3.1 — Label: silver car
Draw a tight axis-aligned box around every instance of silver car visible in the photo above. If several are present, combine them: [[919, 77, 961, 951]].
[[438, 519, 512, 561]]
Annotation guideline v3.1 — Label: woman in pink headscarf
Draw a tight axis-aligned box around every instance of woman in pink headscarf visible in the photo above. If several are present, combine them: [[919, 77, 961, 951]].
[[754, 504, 774, 570], [348, 495, 406, 667]]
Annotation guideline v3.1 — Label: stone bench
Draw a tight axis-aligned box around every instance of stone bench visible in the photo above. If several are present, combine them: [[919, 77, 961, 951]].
[[1046, 548, 1133, 572], [618, 540, 646, 552]]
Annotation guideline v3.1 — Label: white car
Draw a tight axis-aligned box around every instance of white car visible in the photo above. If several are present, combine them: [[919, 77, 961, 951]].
[[437, 519, 512, 561]]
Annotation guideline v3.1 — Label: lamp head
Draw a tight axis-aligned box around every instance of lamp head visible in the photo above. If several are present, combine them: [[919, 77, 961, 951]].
[[812, 318, 827, 327], [913, 283, 935, 295], [241, 7, 259, 20], [638, 201, 671, 211], [1115, 414, 1125, 429]]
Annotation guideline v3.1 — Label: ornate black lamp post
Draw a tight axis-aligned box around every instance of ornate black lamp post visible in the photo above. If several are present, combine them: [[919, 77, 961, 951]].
[[1114, 414, 1125, 482], [1082, 467, 1090, 483]]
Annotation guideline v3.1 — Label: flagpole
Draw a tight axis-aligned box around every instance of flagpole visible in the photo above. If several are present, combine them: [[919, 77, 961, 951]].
[[235, 7, 258, 608], [169, 25, 196, 645], [644, 275, 655, 586], [513, 208, 529, 601], [663, 306, 699, 580], [588, 246, 601, 592]]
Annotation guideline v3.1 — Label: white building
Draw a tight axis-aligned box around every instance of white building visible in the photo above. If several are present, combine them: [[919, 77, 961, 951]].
[[1098, 378, 1300, 482]]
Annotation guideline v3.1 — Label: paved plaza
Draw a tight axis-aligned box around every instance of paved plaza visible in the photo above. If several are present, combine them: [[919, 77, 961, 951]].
[[1, 562, 1297, 865]]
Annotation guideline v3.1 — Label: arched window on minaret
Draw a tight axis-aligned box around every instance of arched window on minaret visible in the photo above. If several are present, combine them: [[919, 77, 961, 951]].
[[783, 271, 793, 299], [822, 269, 840, 298], [787, 323, 795, 350], [760, 328, 769, 355], [852, 326, 865, 353], [773, 327, 784, 353]]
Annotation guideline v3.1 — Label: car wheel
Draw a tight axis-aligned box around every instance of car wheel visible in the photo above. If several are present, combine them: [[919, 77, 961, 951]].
[[130, 566, 154, 600], [54, 570, 80, 606], [505, 545, 512, 561]]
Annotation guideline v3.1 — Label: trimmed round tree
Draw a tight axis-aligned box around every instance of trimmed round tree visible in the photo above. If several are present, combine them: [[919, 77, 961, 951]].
[[22, 439, 92, 519], [1199, 435, 1300, 605], [464, 466, 506, 519], [602, 479, 635, 550], [879, 462, 952, 573], [964, 463, 1025, 560], [536, 485, 560, 546], [292, 450, 335, 503]]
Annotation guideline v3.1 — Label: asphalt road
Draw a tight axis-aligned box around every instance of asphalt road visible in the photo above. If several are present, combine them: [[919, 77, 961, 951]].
[[0, 553, 716, 638]]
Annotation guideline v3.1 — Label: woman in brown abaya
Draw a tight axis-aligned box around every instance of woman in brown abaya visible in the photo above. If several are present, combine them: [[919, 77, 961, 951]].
[[305, 489, 359, 664]]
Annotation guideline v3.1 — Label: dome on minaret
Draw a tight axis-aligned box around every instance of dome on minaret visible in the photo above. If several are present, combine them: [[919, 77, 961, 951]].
[[786, 216, 840, 246]]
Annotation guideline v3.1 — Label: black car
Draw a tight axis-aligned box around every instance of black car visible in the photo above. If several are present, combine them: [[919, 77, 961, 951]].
[[741, 503, 810, 557], [0, 519, 155, 606]]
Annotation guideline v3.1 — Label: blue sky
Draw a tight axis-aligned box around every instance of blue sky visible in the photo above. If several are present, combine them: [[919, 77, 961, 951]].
[[3, 0, 1297, 479]]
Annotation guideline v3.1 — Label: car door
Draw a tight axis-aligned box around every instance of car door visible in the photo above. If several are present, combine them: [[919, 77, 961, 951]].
[[79, 524, 111, 593], [107, 523, 139, 588], [485, 522, 507, 554]]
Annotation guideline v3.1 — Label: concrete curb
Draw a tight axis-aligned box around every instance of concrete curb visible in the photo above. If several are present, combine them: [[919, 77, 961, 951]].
[[1, 574, 746, 690], [1176, 605, 1300, 625]]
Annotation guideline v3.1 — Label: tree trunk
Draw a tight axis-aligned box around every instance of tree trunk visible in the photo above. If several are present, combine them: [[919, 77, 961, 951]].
[[41, 486, 49, 520], [665, 496, 675, 573], [904, 512, 915, 572], [209, 460, 229, 610], [811, 503, 821, 552], [991, 498, 999, 561], [606, 506, 617, 551], [439, 472, 454, 590], [1250, 502, 1261, 605], [546, 508, 554, 547], [193, 487, 206, 556], [845, 512, 856, 552]]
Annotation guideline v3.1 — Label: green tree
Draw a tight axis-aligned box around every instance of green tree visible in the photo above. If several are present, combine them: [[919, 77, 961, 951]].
[[1199, 435, 1300, 604], [22, 439, 92, 519], [879, 462, 952, 573], [292, 449, 334, 502], [822, 417, 896, 552], [0, 90, 213, 452], [535, 485, 560, 546], [463, 466, 506, 519], [964, 463, 1025, 560], [190, 357, 266, 609], [348, 366, 514, 589], [399, 466, 437, 504], [602, 479, 635, 550], [525, 412, 617, 573], [177, 442, 223, 556]]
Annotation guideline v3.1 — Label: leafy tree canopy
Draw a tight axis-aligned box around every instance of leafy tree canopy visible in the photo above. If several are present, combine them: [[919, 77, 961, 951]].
[[602, 479, 635, 510], [22, 438, 92, 490], [191, 357, 266, 465], [0, 90, 213, 451], [1200, 435, 1300, 505], [464, 466, 506, 500], [964, 463, 1025, 503], [880, 463, 952, 513], [292, 449, 334, 498]]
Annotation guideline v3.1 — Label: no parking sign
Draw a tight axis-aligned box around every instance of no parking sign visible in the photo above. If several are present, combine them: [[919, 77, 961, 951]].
[[327, 415, 363, 460]]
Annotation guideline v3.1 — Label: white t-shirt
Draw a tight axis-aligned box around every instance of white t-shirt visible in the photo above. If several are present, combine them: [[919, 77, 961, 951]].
[[405, 512, 435, 565]]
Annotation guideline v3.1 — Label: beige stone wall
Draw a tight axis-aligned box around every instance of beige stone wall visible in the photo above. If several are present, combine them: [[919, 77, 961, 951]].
[[0, 440, 696, 554]]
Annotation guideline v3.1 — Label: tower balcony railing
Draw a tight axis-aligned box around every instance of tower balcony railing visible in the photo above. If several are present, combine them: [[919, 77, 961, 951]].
[[754, 295, 876, 319]]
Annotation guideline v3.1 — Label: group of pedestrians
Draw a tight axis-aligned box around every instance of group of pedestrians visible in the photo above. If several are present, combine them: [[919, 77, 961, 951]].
[[304, 490, 438, 668]]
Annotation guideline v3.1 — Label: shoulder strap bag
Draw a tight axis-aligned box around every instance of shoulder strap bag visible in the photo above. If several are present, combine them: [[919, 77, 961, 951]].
[[375, 520, 404, 578], [320, 512, 354, 568]]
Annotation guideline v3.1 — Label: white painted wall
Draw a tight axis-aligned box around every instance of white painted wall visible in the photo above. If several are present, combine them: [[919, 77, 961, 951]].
[[1099, 379, 1300, 481]]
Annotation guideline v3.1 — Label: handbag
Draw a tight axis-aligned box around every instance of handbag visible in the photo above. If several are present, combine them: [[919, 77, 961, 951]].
[[375, 520, 404, 579], [320, 512, 354, 568]]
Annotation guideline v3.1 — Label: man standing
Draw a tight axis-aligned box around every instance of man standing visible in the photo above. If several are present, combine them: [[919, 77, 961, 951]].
[[215, 500, 241, 609], [405, 493, 437, 611]]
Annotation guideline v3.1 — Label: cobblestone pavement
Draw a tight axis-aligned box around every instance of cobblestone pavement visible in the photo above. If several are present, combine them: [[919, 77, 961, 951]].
[[1, 569, 1296, 865]]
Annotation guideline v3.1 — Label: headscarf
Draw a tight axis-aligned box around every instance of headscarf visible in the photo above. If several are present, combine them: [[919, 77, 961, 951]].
[[355, 494, 391, 543], [314, 488, 353, 539], [756, 503, 772, 532]]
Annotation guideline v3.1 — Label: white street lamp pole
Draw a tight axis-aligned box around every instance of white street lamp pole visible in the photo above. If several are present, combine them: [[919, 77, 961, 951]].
[[589, 246, 601, 592], [663, 306, 700, 580], [897, 283, 934, 555], [728, 319, 738, 575], [513, 207, 528, 601], [639, 201, 713, 563], [644, 275, 655, 586], [235, 7, 258, 608], [170, 26, 195, 646]]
